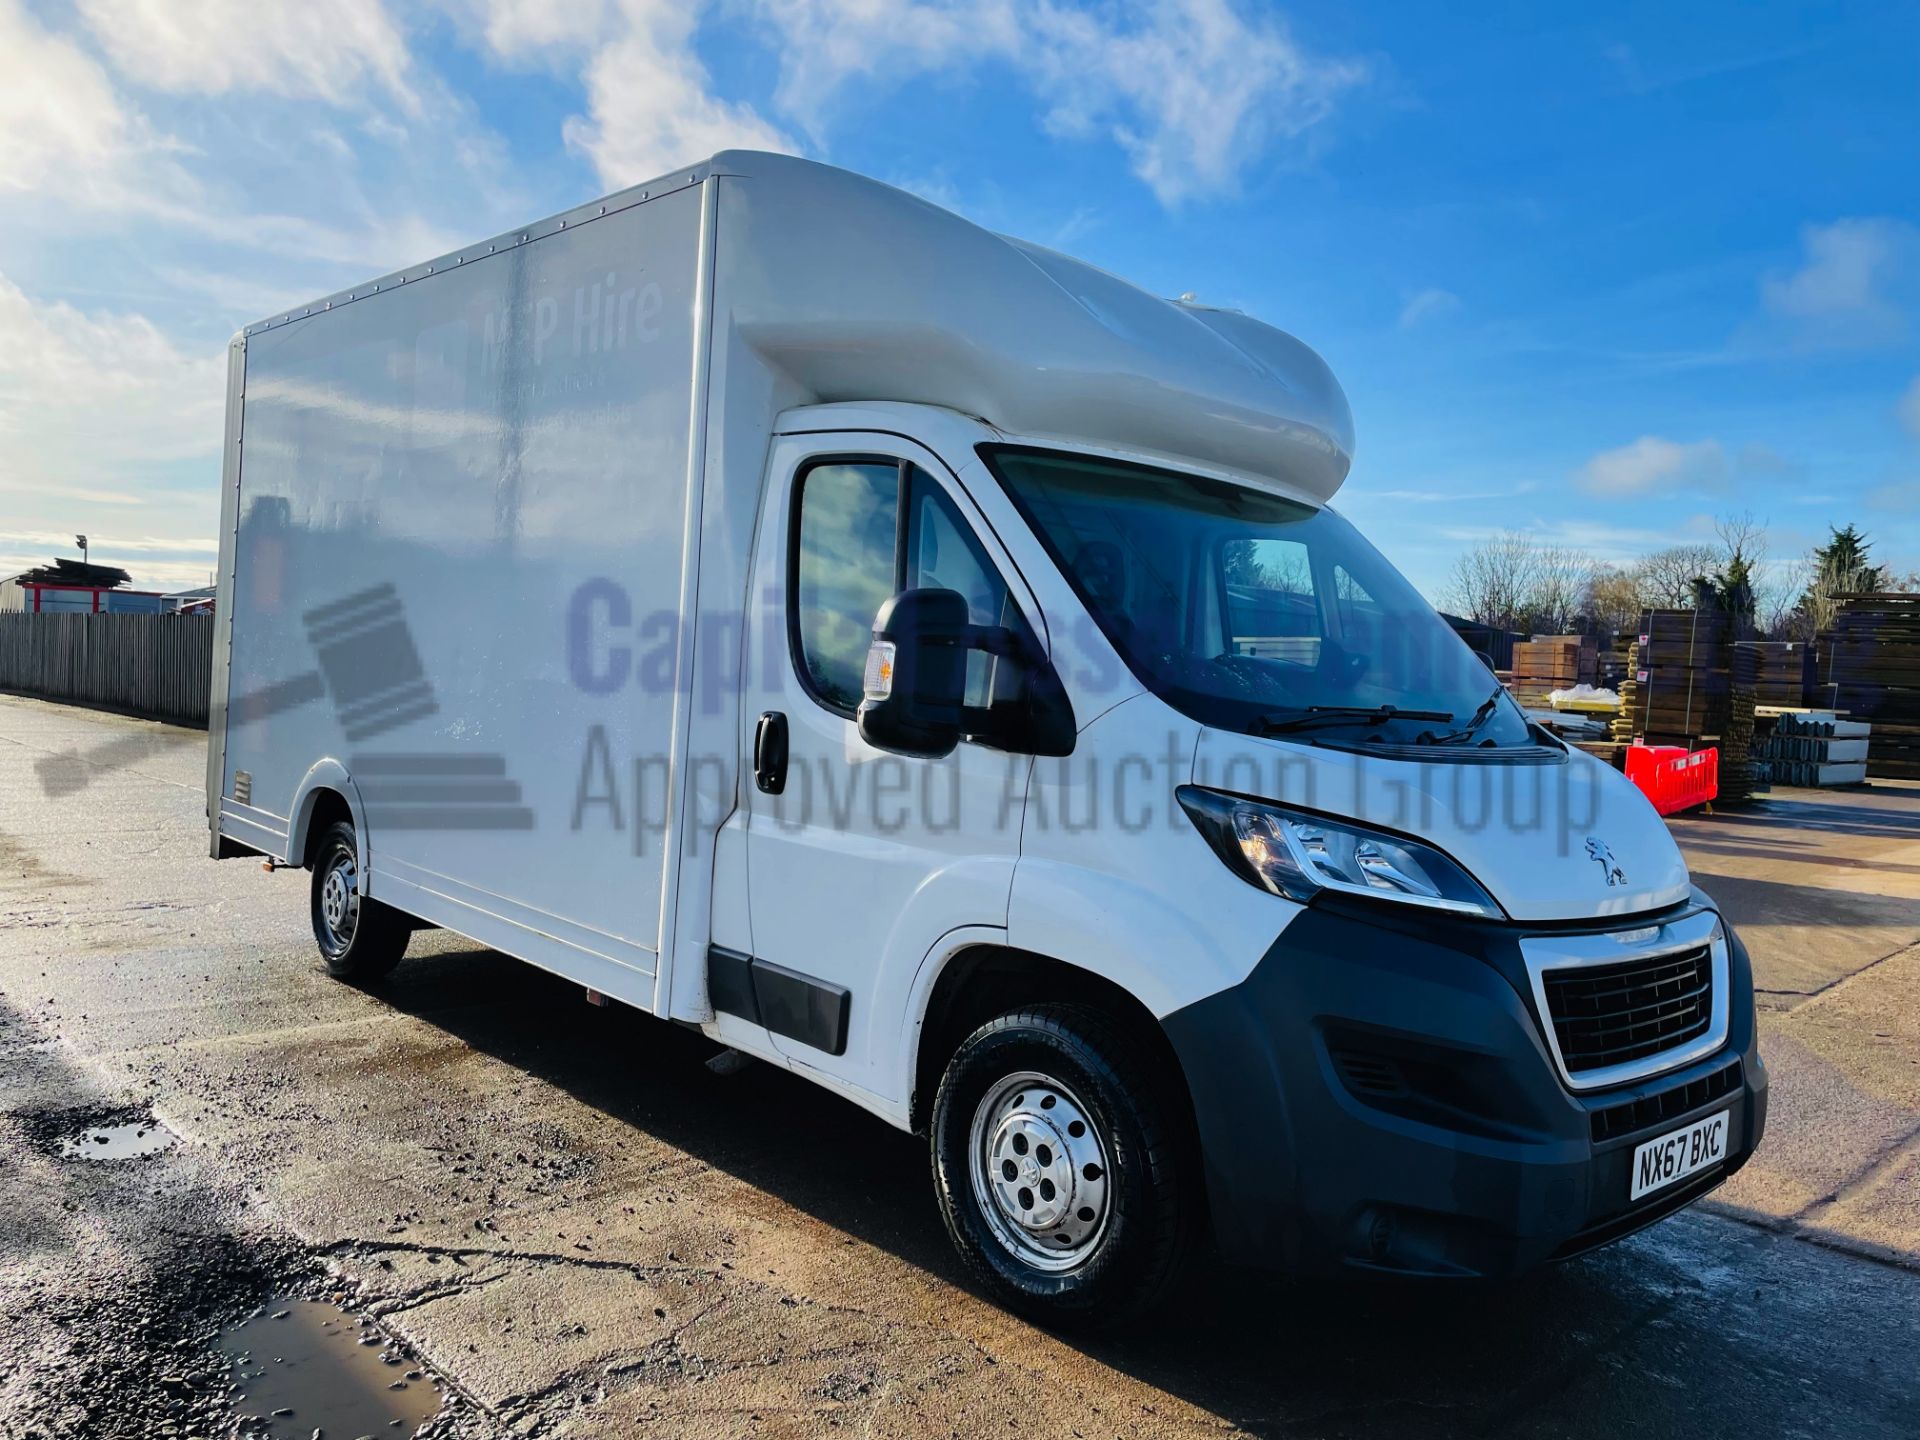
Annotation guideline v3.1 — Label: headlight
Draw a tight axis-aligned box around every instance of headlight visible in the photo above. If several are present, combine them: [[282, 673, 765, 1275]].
[[1176, 786, 1504, 919]]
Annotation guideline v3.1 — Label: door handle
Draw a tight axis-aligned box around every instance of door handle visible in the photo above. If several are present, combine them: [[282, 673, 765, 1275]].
[[754, 711, 788, 795]]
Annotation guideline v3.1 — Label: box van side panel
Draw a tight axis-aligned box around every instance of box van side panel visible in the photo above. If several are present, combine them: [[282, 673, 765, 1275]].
[[206, 333, 248, 855], [215, 184, 706, 998]]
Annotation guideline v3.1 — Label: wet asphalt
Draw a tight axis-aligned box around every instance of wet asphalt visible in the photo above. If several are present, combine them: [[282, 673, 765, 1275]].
[[1, 695, 1916, 1439]]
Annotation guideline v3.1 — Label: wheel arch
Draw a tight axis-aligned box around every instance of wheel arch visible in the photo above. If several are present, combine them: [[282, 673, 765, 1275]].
[[908, 941, 1200, 1148], [287, 761, 369, 890]]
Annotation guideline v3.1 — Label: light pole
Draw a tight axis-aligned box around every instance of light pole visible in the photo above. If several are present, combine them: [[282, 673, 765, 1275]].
[[76, 534, 88, 567]]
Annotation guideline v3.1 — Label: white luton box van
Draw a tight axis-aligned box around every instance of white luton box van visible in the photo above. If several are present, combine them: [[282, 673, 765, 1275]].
[[208, 152, 1764, 1322]]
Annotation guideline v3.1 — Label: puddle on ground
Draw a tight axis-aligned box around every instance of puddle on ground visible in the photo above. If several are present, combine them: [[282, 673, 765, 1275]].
[[222, 1299, 443, 1439], [57, 1118, 176, 1160]]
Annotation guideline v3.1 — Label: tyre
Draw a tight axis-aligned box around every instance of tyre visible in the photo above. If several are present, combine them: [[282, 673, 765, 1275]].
[[309, 820, 410, 981], [931, 1003, 1196, 1327]]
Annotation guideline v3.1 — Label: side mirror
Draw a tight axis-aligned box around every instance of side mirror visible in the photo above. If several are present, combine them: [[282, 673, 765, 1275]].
[[857, 588, 971, 758], [1473, 649, 1498, 674]]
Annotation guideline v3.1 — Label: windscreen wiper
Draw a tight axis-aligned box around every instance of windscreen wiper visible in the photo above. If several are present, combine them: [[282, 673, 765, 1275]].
[[1419, 686, 1505, 745], [1253, 704, 1452, 736]]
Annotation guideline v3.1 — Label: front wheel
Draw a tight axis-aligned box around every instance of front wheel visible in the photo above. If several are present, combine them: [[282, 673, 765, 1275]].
[[931, 1004, 1196, 1327], [309, 820, 409, 981]]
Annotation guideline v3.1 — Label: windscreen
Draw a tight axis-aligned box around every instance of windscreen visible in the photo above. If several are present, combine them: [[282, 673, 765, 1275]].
[[984, 447, 1535, 749]]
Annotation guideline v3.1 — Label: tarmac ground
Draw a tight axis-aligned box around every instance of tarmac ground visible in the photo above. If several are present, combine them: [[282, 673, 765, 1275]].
[[1, 695, 1916, 1438]]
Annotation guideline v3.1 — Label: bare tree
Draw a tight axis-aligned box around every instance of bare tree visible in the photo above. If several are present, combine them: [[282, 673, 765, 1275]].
[[1709, 510, 1768, 626], [1584, 563, 1646, 634], [1445, 531, 1539, 632], [1713, 511, 1768, 571], [1756, 556, 1809, 639], [1524, 543, 1595, 635], [1632, 544, 1718, 609]]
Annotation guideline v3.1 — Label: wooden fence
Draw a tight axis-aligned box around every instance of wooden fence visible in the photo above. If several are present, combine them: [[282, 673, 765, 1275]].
[[0, 613, 215, 726]]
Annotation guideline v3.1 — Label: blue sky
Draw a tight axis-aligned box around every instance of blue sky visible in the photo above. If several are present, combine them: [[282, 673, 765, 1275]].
[[1, 0, 1915, 599]]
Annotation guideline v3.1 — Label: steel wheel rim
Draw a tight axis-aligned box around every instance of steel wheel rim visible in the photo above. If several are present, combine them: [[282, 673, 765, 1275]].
[[967, 1069, 1112, 1272], [319, 847, 359, 951]]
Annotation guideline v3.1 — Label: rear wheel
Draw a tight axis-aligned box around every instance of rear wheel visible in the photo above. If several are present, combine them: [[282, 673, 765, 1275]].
[[309, 820, 408, 980], [931, 1004, 1195, 1327]]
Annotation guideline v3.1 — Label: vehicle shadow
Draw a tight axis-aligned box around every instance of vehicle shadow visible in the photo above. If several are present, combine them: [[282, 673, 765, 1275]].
[[1678, 786, 1920, 842], [1677, 837, 1920, 879], [364, 941, 1894, 1439]]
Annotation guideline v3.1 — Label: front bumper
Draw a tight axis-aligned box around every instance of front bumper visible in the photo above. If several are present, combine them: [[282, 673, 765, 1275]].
[[1160, 895, 1768, 1278]]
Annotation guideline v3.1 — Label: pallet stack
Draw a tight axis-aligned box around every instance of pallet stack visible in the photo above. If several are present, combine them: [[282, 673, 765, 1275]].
[[1815, 593, 1920, 779], [1507, 634, 1598, 707], [1738, 641, 1813, 709], [1610, 603, 1762, 803]]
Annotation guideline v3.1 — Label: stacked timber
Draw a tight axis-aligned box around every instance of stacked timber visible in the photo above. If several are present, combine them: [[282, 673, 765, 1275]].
[[1610, 607, 1734, 743], [1599, 635, 1632, 694], [1738, 641, 1813, 708], [1815, 593, 1920, 779], [1508, 635, 1598, 706], [1609, 603, 1762, 802], [1723, 644, 1760, 801]]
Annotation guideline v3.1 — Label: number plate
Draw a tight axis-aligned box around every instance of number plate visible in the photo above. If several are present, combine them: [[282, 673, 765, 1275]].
[[1630, 1109, 1730, 1202]]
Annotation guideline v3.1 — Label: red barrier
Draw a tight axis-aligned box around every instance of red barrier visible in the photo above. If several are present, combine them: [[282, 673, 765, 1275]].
[[1625, 744, 1719, 816]]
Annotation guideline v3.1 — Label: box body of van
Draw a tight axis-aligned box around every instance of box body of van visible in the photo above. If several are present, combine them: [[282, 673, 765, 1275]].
[[208, 152, 1765, 1321]]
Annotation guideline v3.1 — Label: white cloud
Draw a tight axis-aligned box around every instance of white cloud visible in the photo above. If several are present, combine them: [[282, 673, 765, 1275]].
[[463, 0, 796, 189], [0, 274, 223, 588], [0, 0, 185, 204], [459, 0, 1363, 204], [1577, 436, 1727, 497], [148, 265, 327, 324], [752, 0, 1364, 205], [75, 0, 420, 111], [755, 0, 1016, 133], [1761, 218, 1912, 345], [1024, 0, 1363, 204], [559, 3, 798, 188], [1398, 288, 1460, 329], [0, 272, 224, 486], [464, 0, 615, 56], [0, 1, 491, 277], [1900, 375, 1920, 439]]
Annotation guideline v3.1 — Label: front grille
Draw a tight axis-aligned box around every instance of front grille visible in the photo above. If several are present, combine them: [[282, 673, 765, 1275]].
[[1542, 945, 1714, 1076], [1590, 1060, 1741, 1143]]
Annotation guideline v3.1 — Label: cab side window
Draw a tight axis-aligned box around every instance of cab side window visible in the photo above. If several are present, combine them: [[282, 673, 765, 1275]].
[[792, 461, 899, 713], [908, 481, 1017, 709], [791, 458, 1030, 723]]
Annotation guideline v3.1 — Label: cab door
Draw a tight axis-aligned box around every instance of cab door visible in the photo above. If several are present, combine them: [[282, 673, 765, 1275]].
[[731, 433, 1047, 1104]]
